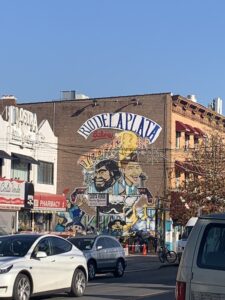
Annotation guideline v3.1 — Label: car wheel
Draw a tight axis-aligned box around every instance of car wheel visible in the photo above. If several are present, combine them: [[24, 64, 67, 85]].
[[70, 269, 86, 297], [114, 259, 125, 278], [13, 273, 31, 300], [88, 261, 96, 280]]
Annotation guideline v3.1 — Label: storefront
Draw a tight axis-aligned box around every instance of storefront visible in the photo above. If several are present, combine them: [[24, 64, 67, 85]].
[[0, 178, 34, 234], [18, 192, 67, 232]]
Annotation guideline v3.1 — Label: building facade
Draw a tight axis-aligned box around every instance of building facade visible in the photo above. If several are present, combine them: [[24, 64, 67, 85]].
[[17, 93, 225, 244], [0, 97, 66, 234]]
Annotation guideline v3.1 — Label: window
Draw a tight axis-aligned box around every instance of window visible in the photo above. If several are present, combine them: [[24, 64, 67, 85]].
[[194, 136, 199, 148], [11, 160, 30, 181], [35, 238, 51, 256], [38, 161, 54, 185], [197, 223, 225, 270], [176, 131, 181, 149], [185, 134, 190, 150], [175, 170, 180, 188], [96, 237, 106, 249], [50, 237, 72, 255], [105, 237, 121, 248]]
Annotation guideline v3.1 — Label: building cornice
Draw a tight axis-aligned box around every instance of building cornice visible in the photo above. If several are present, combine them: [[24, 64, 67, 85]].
[[172, 95, 225, 131]]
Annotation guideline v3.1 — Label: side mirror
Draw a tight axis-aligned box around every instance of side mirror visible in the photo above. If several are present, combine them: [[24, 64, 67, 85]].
[[35, 251, 47, 258], [97, 245, 103, 250]]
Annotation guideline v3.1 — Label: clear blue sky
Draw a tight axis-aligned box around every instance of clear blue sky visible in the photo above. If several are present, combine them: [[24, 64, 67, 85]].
[[1, 0, 225, 114]]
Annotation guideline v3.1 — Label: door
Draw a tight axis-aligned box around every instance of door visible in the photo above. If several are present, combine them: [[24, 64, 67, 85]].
[[190, 222, 225, 299]]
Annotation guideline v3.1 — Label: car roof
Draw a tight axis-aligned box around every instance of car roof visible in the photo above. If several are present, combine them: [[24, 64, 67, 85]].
[[199, 213, 225, 220], [68, 234, 117, 240]]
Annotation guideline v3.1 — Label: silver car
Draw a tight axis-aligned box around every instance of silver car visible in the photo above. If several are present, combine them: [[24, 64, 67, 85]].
[[68, 234, 127, 280]]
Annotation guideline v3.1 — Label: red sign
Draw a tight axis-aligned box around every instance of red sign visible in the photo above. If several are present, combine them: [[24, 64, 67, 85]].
[[0, 178, 25, 208], [34, 192, 67, 211]]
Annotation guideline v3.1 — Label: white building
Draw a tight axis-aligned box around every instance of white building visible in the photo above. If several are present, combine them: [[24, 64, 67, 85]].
[[0, 105, 66, 234]]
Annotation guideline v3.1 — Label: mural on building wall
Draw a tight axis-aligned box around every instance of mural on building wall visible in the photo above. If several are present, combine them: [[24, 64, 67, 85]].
[[55, 112, 161, 237]]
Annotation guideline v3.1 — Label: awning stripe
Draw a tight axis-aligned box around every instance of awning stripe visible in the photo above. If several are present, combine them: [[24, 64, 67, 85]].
[[176, 121, 206, 137]]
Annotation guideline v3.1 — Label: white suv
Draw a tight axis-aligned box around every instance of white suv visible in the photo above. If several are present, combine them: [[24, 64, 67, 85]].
[[176, 213, 225, 300]]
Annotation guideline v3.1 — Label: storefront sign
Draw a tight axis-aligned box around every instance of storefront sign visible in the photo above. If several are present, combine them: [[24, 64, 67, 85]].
[[88, 193, 108, 207], [0, 178, 25, 208], [33, 193, 67, 211], [78, 112, 162, 143], [6, 106, 38, 148]]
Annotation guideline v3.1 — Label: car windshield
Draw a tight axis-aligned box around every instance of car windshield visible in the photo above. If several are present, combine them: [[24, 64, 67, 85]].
[[70, 238, 95, 250], [0, 235, 40, 257], [181, 226, 193, 240]]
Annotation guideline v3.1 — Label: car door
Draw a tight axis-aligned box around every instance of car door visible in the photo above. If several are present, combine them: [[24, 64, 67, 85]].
[[190, 222, 225, 299], [95, 237, 109, 270], [49, 236, 76, 288], [30, 237, 58, 293], [104, 237, 119, 268]]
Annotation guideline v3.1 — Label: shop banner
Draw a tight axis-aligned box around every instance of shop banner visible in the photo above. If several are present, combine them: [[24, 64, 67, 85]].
[[0, 178, 25, 208], [33, 192, 67, 211]]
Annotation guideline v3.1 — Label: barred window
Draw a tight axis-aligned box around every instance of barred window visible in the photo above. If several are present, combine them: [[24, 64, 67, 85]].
[[38, 161, 54, 185]]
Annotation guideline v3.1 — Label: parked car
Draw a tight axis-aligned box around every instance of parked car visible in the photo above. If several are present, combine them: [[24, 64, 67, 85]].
[[177, 217, 198, 262], [0, 233, 88, 300], [68, 234, 127, 280], [176, 213, 225, 300]]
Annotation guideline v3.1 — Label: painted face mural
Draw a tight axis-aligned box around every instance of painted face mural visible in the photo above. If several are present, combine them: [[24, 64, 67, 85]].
[[92, 160, 122, 193], [55, 113, 161, 237]]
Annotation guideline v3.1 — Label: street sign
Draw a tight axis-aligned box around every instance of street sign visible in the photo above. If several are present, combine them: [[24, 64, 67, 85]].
[[88, 193, 108, 207]]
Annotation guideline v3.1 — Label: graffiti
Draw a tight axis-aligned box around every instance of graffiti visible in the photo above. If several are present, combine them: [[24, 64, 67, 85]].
[[88, 159, 124, 194], [77, 112, 162, 143], [56, 113, 161, 236]]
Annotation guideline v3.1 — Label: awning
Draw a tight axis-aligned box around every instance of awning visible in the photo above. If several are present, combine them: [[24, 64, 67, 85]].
[[33, 192, 67, 212], [12, 153, 39, 165], [175, 160, 202, 174], [193, 127, 207, 137], [185, 124, 200, 136], [0, 150, 12, 160], [176, 121, 191, 134], [176, 121, 207, 137]]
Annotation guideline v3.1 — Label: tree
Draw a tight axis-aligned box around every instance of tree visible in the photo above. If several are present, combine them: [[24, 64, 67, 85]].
[[169, 133, 225, 225]]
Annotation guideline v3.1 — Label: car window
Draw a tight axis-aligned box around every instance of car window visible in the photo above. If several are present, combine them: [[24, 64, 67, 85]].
[[197, 223, 225, 270], [35, 238, 51, 256], [0, 235, 39, 257], [96, 237, 106, 249], [104, 237, 120, 248], [50, 237, 72, 255], [69, 238, 95, 250]]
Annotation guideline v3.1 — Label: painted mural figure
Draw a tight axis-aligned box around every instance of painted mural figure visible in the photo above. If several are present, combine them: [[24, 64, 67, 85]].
[[55, 213, 68, 232], [89, 159, 124, 195], [120, 154, 143, 195]]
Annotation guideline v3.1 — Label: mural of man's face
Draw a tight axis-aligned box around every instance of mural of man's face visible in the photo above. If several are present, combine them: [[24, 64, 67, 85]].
[[123, 161, 142, 186], [94, 166, 114, 192]]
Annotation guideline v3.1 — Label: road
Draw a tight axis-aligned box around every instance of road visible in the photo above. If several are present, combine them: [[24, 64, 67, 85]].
[[33, 255, 178, 300]]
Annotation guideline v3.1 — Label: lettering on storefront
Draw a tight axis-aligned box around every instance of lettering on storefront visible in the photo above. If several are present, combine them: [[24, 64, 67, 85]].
[[5, 106, 38, 148], [78, 112, 162, 143], [0, 178, 25, 207], [39, 200, 61, 208]]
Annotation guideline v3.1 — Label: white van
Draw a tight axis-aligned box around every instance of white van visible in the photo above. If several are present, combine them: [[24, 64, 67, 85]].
[[176, 213, 225, 300], [177, 217, 198, 261]]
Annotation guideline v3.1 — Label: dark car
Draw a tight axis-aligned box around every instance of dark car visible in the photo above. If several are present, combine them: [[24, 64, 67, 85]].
[[68, 234, 127, 280]]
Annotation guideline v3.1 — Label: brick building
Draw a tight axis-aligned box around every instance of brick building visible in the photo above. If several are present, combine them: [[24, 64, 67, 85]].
[[16, 92, 224, 244]]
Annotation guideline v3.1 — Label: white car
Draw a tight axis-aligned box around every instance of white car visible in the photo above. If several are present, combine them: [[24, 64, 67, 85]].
[[176, 213, 225, 300], [0, 233, 88, 300]]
